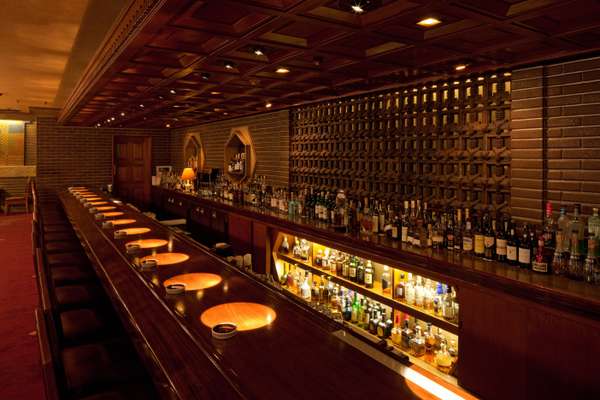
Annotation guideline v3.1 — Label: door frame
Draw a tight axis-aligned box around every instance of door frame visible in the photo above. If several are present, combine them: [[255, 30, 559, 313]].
[[112, 134, 152, 205]]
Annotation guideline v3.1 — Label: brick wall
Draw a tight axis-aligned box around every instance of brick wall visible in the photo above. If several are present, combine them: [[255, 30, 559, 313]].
[[37, 117, 169, 201], [511, 54, 600, 222], [171, 110, 289, 187]]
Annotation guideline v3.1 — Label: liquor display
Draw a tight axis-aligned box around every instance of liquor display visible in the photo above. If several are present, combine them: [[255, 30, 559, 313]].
[[273, 234, 459, 381], [227, 151, 246, 175]]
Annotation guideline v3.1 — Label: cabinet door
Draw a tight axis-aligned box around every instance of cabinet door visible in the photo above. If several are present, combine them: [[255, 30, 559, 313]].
[[164, 195, 189, 218], [210, 208, 228, 245], [252, 222, 269, 275], [458, 285, 529, 400], [228, 214, 252, 254]]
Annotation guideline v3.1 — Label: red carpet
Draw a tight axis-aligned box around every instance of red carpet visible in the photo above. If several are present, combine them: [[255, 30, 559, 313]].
[[0, 213, 44, 400]]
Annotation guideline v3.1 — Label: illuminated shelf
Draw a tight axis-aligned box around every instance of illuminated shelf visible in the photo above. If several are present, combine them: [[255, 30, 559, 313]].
[[277, 252, 459, 335]]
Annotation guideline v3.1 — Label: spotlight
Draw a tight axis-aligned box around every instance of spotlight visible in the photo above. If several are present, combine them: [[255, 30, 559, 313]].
[[455, 64, 467, 71], [252, 47, 264, 56], [201, 72, 211, 80], [224, 60, 236, 69], [165, 123, 171, 128], [139, 104, 144, 108], [170, 89, 176, 94], [417, 17, 441, 27], [265, 102, 272, 108], [276, 67, 290, 74], [340, 0, 381, 14], [120, 112, 125, 116]]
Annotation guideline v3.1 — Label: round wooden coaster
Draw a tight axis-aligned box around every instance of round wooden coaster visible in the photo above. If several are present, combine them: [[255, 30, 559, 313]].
[[111, 219, 136, 226], [116, 227, 151, 235], [200, 302, 276, 331], [140, 252, 190, 266], [96, 206, 116, 211], [125, 238, 168, 249], [102, 211, 124, 217]]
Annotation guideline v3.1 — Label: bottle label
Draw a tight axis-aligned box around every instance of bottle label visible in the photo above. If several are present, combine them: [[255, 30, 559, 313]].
[[401, 227, 408, 242], [518, 248, 531, 264], [365, 274, 373, 284], [532, 261, 548, 273], [474, 235, 484, 254], [349, 268, 356, 278], [463, 237, 473, 251], [484, 236, 495, 249], [507, 245, 517, 261], [496, 239, 507, 255], [392, 227, 398, 239]]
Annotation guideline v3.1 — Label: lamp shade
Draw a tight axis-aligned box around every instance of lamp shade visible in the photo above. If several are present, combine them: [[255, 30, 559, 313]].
[[181, 167, 196, 180]]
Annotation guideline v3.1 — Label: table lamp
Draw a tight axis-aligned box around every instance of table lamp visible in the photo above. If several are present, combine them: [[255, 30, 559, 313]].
[[181, 167, 196, 192]]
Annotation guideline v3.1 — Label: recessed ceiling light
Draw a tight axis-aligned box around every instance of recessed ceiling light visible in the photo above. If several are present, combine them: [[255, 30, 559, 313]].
[[210, 91, 221, 95], [224, 60, 236, 69], [276, 67, 290, 74], [351, 4, 364, 13], [265, 102, 272, 108], [165, 123, 171, 128], [169, 89, 176, 94], [120, 112, 125, 116], [417, 17, 441, 27], [201, 72, 211, 80], [110, 117, 115, 121], [223, 112, 229, 115], [139, 104, 144, 108], [455, 64, 467, 71], [252, 47, 264, 56]]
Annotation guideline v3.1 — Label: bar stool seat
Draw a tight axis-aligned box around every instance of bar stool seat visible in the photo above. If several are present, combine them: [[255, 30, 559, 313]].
[[47, 252, 89, 267], [44, 231, 77, 243], [45, 241, 82, 254], [61, 341, 148, 397], [43, 224, 72, 233], [51, 267, 94, 286], [79, 383, 158, 400], [60, 309, 105, 345], [55, 285, 101, 310]]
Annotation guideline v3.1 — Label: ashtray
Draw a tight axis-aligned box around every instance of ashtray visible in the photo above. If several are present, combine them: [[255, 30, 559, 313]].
[[84, 202, 92, 208], [102, 221, 114, 229], [89, 207, 98, 213], [165, 283, 185, 294], [114, 230, 127, 239], [126, 243, 141, 254], [94, 213, 105, 221], [80, 197, 87, 204], [211, 323, 238, 340], [140, 258, 157, 271]]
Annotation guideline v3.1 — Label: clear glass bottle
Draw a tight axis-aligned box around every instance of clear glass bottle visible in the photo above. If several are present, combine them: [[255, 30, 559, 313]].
[[364, 260, 374, 289], [435, 342, 453, 374], [557, 206, 571, 253], [381, 265, 391, 295], [584, 237, 597, 283], [405, 274, 416, 305], [569, 204, 585, 255], [410, 325, 426, 357], [543, 202, 556, 248], [400, 316, 413, 350], [281, 235, 290, 254]]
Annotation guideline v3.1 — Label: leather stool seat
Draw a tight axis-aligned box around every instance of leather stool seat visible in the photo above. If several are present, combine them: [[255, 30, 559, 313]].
[[60, 309, 105, 345], [55, 285, 101, 310], [61, 341, 148, 398], [44, 232, 77, 243], [79, 383, 159, 400], [47, 252, 89, 267], [45, 241, 82, 254], [51, 267, 94, 286], [43, 224, 72, 233]]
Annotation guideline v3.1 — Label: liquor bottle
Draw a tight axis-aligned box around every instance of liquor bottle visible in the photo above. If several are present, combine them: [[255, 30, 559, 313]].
[[446, 209, 455, 251], [378, 201, 386, 236], [361, 197, 373, 235], [557, 206, 571, 253], [407, 200, 416, 245], [435, 342, 453, 374], [473, 212, 485, 258], [391, 314, 402, 345], [569, 204, 585, 256], [381, 265, 391, 295], [442, 286, 455, 321], [370, 311, 381, 335], [410, 325, 426, 357], [394, 273, 405, 300], [400, 316, 413, 350], [432, 212, 444, 249], [357, 258, 365, 285], [401, 201, 410, 243], [567, 231, 584, 280], [348, 256, 357, 282], [371, 200, 379, 235], [483, 214, 496, 261], [532, 234, 551, 274], [281, 235, 290, 254], [453, 209, 462, 252], [507, 224, 519, 266], [462, 208, 474, 254], [424, 203, 433, 247], [583, 238, 597, 283], [414, 276, 425, 308], [351, 293, 359, 323], [377, 311, 388, 338], [364, 260, 374, 289], [384, 310, 394, 338], [405, 274, 416, 305], [518, 224, 532, 269], [424, 323, 436, 354], [542, 202, 556, 248], [496, 217, 508, 263], [300, 273, 311, 301], [589, 208, 600, 254]]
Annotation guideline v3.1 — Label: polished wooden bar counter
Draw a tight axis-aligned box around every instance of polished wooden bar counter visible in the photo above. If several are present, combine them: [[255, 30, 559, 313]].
[[150, 187, 600, 400], [59, 190, 447, 400]]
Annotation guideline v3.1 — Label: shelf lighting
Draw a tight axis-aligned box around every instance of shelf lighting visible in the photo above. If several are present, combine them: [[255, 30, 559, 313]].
[[417, 17, 441, 27]]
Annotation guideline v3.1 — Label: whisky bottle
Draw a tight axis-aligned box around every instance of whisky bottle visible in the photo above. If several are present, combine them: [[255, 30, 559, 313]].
[[281, 235, 290, 254], [394, 273, 406, 300], [372, 200, 380, 235], [496, 218, 508, 262], [589, 208, 600, 252], [357, 259, 365, 285], [385, 310, 394, 338], [425, 323, 436, 354], [410, 325, 426, 357], [454, 209, 462, 252], [432, 212, 444, 249], [391, 314, 402, 345], [474, 212, 485, 258], [532, 234, 550, 274], [446, 209, 455, 251], [364, 260, 374, 289], [400, 316, 413, 350], [557, 206, 571, 253], [442, 286, 455, 321], [391, 211, 400, 240], [377, 311, 388, 338], [378, 202, 386, 236], [348, 257, 358, 282], [462, 209, 474, 254], [483, 214, 496, 261], [401, 201, 409, 243], [569, 204, 585, 256], [567, 232, 584, 280], [543, 202, 556, 248], [381, 265, 391, 295], [507, 224, 519, 266], [518, 224, 532, 269], [405, 274, 416, 305]]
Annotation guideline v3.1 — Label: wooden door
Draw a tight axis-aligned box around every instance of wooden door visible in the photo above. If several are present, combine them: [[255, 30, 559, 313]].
[[113, 135, 151, 206]]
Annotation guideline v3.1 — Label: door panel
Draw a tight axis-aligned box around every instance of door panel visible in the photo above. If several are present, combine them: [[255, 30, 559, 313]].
[[113, 136, 151, 207]]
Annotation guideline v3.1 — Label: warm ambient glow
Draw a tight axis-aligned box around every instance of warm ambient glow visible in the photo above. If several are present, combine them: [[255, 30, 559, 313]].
[[181, 167, 196, 180], [455, 64, 467, 71], [276, 67, 290, 74], [164, 273, 222, 291], [200, 302, 276, 331], [265, 102, 272, 108], [417, 17, 441, 27]]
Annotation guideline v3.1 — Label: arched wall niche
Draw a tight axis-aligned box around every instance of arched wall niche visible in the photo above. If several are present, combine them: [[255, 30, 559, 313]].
[[224, 126, 256, 183], [183, 132, 205, 172]]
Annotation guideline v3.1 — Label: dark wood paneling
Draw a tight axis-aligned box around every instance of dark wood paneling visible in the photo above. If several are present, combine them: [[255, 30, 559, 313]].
[[252, 221, 268, 275]]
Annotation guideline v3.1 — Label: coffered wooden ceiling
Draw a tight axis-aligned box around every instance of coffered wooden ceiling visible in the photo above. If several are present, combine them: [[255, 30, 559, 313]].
[[60, 0, 600, 128]]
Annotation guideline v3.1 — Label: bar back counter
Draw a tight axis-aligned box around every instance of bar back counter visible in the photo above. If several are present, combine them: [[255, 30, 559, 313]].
[[147, 186, 600, 400]]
